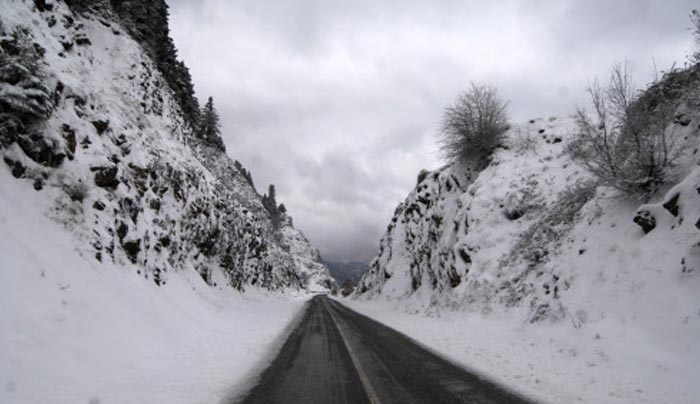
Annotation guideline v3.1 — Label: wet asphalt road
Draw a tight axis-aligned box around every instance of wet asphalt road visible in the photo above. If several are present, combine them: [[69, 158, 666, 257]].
[[235, 295, 535, 404]]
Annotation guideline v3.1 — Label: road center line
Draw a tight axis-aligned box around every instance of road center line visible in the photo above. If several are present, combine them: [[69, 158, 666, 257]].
[[324, 299, 382, 404]]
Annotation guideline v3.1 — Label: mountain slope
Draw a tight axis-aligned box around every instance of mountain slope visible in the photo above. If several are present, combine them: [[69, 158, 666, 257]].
[[0, 1, 334, 402], [357, 70, 700, 317], [0, 0, 332, 292], [352, 67, 700, 403]]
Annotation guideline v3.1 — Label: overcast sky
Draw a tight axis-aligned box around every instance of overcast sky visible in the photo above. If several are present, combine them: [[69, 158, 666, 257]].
[[168, 0, 695, 263]]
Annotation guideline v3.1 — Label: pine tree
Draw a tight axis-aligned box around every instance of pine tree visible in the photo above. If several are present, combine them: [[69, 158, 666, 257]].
[[267, 184, 276, 207], [262, 184, 277, 214], [262, 184, 284, 228], [198, 96, 225, 152]]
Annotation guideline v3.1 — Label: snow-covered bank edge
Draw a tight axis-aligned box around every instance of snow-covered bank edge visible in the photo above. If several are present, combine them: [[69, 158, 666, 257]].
[[0, 166, 311, 404], [216, 298, 313, 404], [339, 296, 697, 404], [329, 295, 539, 403]]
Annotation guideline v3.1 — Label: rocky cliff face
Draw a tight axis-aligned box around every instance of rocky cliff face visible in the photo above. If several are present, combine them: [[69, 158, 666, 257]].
[[356, 69, 700, 321], [0, 0, 333, 292]]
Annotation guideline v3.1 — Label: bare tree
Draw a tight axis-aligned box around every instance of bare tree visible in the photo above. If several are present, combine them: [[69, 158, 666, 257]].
[[692, 9, 700, 62], [438, 83, 509, 166], [569, 62, 680, 196]]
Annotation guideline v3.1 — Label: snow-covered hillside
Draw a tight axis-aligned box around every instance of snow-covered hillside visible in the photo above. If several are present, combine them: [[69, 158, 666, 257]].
[[0, 168, 310, 404], [0, 0, 333, 291], [1, 1, 333, 402], [279, 215, 336, 291], [353, 68, 700, 403]]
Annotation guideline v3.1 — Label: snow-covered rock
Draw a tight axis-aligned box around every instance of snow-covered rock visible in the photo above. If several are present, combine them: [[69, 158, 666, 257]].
[[278, 215, 336, 292], [356, 116, 593, 316]]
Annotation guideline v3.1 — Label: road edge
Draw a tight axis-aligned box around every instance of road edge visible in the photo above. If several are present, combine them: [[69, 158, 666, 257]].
[[217, 297, 313, 404]]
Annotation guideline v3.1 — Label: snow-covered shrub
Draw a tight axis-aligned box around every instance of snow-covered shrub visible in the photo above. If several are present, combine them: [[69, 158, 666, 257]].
[[62, 179, 89, 203], [568, 62, 690, 196], [501, 179, 544, 221], [438, 83, 509, 167]]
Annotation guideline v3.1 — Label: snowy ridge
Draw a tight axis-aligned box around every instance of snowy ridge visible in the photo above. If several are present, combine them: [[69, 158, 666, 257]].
[[0, 0, 333, 292]]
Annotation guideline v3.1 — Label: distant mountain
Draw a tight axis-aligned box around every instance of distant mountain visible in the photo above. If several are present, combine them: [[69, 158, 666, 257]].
[[324, 261, 368, 286]]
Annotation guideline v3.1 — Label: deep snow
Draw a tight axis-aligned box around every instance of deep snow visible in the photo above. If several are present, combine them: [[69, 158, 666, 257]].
[[0, 160, 309, 404]]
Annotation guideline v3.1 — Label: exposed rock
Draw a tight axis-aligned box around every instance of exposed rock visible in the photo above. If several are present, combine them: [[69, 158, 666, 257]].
[[115, 221, 128, 241], [504, 206, 525, 221], [91, 165, 119, 188], [662, 193, 680, 217], [91, 120, 109, 134], [4, 158, 26, 178], [633, 209, 656, 234], [16, 134, 65, 168], [457, 247, 471, 264], [674, 113, 692, 126], [60, 124, 76, 158], [122, 239, 140, 263], [74, 34, 91, 46], [60, 39, 73, 52], [148, 198, 161, 211]]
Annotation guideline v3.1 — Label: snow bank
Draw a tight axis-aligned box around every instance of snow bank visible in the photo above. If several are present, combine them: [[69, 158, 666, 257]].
[[342, 295, 699, 404], [0, 167, 308, 404]]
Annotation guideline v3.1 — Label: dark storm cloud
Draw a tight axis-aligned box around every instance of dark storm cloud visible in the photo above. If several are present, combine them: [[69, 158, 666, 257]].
[[168, 0, 695, 262]]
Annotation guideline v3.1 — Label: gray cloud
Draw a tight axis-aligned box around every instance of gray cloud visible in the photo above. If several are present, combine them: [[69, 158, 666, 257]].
[[168, 0, 695, 262]]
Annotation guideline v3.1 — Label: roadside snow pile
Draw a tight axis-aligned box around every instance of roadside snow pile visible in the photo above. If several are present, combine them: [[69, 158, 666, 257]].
[[0, 168, 308, 404], [354, 69, 700, 402]]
